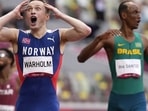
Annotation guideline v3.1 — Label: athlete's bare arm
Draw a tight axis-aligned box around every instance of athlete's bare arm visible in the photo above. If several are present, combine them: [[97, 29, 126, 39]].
[[77, 29, 121, 62], [44, 3, 91, 42], [0, 0, 28, 52], [77, 30, 118, 63], [77, 36, 104, 63]]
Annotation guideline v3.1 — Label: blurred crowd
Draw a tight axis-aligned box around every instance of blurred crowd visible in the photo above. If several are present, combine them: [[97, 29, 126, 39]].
[[57, 70, 148, 103], [57, 71, 112, 102], [0, 0, 148, 104]]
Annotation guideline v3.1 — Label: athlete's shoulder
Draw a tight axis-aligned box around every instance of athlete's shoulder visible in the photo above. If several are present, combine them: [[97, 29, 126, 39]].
[[134, 32, 147, 41], [134, 31, 141, 36], [10, 71, 18, 79], [19, 29, 31, 35]]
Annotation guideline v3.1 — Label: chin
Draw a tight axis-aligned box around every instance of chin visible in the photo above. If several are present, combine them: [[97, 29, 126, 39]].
[[133, 26, 138, 30], [30, 26, 38, 30]]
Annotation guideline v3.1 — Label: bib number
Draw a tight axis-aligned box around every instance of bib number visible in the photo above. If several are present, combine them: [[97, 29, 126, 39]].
[[23, 56, 53, 76], [115, 59, 141, 78]]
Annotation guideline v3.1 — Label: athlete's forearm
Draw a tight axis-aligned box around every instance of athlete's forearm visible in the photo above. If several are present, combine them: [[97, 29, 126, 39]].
[[77, 37, 101, 63], [60, 13, 91, 36], [0, 0, 27, 30], [44, 3, 91, 40], [0, 11, 17, 29]]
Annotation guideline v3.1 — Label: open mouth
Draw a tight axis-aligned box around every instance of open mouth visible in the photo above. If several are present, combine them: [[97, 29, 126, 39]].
[[31, 16, 37, 23], [137, 19, 141, 24]]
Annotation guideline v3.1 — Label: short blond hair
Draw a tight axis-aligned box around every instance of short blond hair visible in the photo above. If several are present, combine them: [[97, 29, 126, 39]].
[[29, 0, 48, 3], [29, 0, 49, 13]]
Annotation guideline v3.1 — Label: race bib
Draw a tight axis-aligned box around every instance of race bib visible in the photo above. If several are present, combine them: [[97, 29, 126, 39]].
[[0, 105, 14, 111], [23, 56, 53, 76], [115, 59, 141, 77]]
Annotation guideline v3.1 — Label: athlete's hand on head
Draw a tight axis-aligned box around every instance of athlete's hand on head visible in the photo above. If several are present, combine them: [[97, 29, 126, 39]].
[[44, 3, 63, 19], [99, 29, 121, 40], [12, 0, 29, 20]]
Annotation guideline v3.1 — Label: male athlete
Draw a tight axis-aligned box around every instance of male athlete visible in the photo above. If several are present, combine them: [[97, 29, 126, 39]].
[[0, 0, 91, 111], [78, 1, 148, 111]]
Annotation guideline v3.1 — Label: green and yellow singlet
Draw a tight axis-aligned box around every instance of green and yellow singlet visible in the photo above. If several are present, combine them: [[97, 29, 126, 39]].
[[109, 33, 144, 94]]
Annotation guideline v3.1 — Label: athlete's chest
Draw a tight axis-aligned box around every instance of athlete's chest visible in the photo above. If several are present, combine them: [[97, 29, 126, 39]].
[[115, 37, 143, 56]]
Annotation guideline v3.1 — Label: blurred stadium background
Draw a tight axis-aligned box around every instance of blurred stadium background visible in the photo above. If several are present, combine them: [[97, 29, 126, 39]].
[[0, 0, 148, 111]]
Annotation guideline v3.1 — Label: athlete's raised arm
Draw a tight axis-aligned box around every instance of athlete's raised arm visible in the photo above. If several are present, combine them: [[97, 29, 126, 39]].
[[44, 3, 92, 42], [0, 0, 28, 42]]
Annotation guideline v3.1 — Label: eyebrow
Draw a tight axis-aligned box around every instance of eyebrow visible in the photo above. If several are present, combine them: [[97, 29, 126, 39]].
[[28, 4, 43, 7]]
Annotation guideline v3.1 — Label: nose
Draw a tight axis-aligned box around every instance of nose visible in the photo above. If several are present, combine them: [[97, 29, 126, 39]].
[[138, 15, 141, 21], [136, 13, 141, 20], [31, 8, 36, 14]]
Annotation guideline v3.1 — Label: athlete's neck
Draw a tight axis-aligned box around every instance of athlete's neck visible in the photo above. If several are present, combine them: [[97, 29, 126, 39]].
[[31, 27, 47, 39], [120, 28, 135, 42]]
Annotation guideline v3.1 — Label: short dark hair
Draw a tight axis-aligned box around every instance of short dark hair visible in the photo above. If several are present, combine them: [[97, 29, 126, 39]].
[[0, 48, 14, 66], [118, 0, 133, 19]]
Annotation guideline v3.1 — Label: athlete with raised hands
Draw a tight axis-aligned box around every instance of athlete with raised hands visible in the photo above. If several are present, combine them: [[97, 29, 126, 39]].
[[0, 0, 91, 111]]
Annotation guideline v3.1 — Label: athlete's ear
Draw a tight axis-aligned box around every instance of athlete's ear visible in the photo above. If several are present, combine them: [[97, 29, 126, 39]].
[[46, 14, 50, 20], [121, 12, 127, 19]]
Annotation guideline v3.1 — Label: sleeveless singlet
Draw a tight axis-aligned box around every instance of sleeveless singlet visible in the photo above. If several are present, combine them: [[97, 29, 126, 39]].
[[15, 29, 62, 85], [15, 29, 62, 111], [0, 71, 19, 111], [109, 33, 144, 94]]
